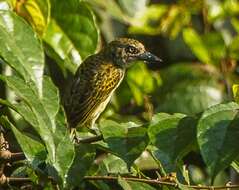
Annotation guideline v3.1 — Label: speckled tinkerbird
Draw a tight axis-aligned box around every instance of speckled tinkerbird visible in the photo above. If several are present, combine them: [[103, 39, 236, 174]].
[[64, 38, 161, 133]]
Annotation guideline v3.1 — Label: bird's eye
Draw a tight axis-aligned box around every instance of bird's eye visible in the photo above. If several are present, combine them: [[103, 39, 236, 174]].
[[126, 46, 139, 54]]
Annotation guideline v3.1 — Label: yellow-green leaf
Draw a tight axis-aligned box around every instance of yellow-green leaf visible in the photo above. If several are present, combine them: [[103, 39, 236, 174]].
[[232, 84, 239, 103], [14, 0, 50, 36]]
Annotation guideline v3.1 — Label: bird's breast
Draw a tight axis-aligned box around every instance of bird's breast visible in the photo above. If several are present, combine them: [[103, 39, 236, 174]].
[[91, 69, 124, 121]]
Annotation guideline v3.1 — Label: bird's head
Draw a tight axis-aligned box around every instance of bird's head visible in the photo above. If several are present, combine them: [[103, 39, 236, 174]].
[[104, 38, 162, 68]]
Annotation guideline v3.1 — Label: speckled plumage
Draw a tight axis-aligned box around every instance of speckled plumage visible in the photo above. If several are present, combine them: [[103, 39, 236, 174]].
[[64, 38, 161, 129]]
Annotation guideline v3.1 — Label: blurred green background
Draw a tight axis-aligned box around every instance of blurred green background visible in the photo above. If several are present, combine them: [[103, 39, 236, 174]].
[[0, 0, 239, 187]]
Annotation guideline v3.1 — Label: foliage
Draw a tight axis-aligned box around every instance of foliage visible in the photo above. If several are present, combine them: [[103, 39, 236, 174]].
[[0, 0, 239, 189]]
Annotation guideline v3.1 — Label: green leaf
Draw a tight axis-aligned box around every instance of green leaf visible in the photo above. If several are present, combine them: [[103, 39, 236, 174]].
[[229, 35, 239, 60], [0, 75, 74, 186], [52, 133, 75, 187], [102, 155, 129, 174], [231, 17, 239, 33], [0, 10, 44, 93], [148, 113, 197, 172], [100, 120, 149, 168], [233, 84, 239, 103], [43, 18, 82, 74], [49, 0, 99, 59], [197, 102, 239, 178], [231, 160, 239, 173], [14, 0, 50, 36], [42, 76, 59, 119], [66, 144, 95, 187], [43, 19, 81, 74], [0, 116, 46, 167], [126, 62, 160, 105], [0, 75, 54, 145], [183, 28, 212, 64], [118, 177, 156, 190]]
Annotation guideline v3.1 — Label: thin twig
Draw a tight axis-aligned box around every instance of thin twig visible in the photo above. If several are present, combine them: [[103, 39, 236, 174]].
[[0, 151, 25, 161], [3, 175, 239, 189], [84, 175, 178, 187], [10, 152, 25, 161], [83, 175, 239, 189], [8, 177, 31, 182]]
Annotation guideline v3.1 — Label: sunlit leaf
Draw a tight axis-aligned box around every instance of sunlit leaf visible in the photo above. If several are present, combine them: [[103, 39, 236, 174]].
[[232, 84, 239, 103], [43, 19, 81, 74], [49, 0, 99, 59], [0, 10, 44, 93], [14, 0, 50, 36], [0, 0, 11, 10]]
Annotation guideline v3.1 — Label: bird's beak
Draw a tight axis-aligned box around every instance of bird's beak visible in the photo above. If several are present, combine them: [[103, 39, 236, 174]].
[[137, 51, 162, 63]]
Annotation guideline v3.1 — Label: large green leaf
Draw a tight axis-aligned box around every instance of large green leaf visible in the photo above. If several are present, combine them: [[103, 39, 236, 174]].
[[102, 155, 129, 174], [0, 116, 46, 167], [0, 10, 44, 93], [99, 120, 149, 168], [197, 102, 239, 178], [43, 19, 81, 74], [0, 75, 74, 186], [50, 0, 99, 58], [44, 0, 99, 74], [148, 113, 197, 172], [66, 144, 95, 187]]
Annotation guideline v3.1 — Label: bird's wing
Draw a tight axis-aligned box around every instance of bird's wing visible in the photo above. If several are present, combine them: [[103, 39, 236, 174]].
[[66, 61, 124, 128]]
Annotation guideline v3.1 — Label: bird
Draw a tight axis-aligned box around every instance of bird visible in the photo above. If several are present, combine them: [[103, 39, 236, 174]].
[[64, 38, 161, 133]]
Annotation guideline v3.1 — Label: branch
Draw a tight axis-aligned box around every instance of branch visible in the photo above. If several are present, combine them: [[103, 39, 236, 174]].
[[75, 135, 103, 144], [84, 175, 177, 187], [0, 151, 25, 161], [83, 175, 239, 189], [2, 175, 239, 189]]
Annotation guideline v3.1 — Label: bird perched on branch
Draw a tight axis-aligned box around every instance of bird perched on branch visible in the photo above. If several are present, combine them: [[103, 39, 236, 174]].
[[64, 38, 161, 132]]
